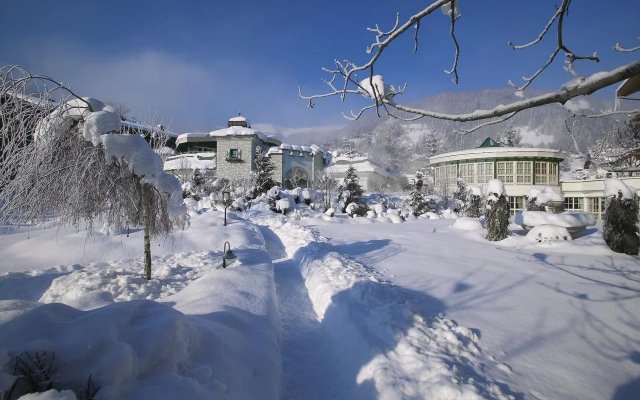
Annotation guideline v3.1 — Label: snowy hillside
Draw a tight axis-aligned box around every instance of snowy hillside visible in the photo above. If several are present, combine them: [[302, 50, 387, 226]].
[[284, 89, 632, 172]]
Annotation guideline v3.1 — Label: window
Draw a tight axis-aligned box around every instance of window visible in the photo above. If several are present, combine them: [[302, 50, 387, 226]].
[[227, 148, 241, 161], [564, 197, 584, 210], [508, 196, 524, 215], [497, 161, 514, 183], [548, 163, 558, 185], [459, 163, 475, 184], [477, 162, 494, 183], [587, 197, 605, 219], [516, 161, 532, 184], [534, 161, 548, 184]]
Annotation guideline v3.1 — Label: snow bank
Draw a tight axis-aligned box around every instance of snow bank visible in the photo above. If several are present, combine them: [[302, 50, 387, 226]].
[[0, 214, 281, 400], [525, 225, 572, 243], [453, 217, 483, 231], [604, 178, 636, 199], [267, 220, 514, 400], [515, 211, 596, 228]]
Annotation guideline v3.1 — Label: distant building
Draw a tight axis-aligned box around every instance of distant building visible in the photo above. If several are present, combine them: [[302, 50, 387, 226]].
[[430, 137, 640, 219], [326, 155, 403, 192], [165, 115, 331, 188], [429, 137, 563, 213]]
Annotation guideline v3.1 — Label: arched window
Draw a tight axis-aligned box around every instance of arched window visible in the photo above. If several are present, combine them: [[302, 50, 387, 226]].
[[284, 167, 310, 189]]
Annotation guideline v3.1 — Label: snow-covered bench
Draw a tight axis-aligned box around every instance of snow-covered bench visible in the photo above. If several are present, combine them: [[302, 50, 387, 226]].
[[515, 210, 596, 237]]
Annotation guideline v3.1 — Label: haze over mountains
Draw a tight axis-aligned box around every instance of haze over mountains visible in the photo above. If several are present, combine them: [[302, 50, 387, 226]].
[[258, 89, 630, 160]]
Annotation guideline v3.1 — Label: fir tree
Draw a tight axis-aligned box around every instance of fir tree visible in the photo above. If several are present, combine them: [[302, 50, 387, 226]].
[[340, 164, 366, 214], [524, 195, 546, 211], [499, 127, 522, 147], [409, 171, 428, 216], [452, 178, 468, 214], [252, 146, 276, 198], [603, 191, 640, 255], [485, 181, 510, 241], [466, 188, 483, 218]]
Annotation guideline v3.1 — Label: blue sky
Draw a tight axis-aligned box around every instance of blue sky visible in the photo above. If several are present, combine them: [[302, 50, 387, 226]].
[[0, 0, 637, 132]]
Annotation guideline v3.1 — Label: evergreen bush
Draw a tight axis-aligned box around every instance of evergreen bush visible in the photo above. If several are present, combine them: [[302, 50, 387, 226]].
[[603, 191, 640, 255]]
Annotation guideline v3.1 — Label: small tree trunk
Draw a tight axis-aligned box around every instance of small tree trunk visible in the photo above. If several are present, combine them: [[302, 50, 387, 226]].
[[142, 184, 152, 280]]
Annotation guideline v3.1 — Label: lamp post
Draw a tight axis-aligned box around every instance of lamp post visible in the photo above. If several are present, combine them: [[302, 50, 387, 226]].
[[222, 191, 231, 226], [222, 241, 237, 268]]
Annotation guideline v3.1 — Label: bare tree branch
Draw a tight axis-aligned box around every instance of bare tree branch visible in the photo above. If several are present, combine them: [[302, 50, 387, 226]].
[[300, 0, 635, 124]]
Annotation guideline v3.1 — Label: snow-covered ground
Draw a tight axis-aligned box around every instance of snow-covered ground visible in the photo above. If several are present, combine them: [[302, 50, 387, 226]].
[[1, 206, 638, 399]]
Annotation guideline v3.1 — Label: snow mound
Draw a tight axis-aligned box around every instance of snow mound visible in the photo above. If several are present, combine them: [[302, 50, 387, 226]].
[[269, 221, 515, 399], [604, 178, 636, 200], [453, 217, 483, 231], [526, 225, 573, 243], [515, 211, 596, 228], [533, 186, 563, 205]]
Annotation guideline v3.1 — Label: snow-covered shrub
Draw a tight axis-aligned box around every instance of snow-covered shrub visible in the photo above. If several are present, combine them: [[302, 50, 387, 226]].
[[451, 178, 469, 214], [301, 188, 312, 205], [526, 225, 572, 243], [603, 178, 639, 255], [324, 207, 335, 217], [465, 186, 483, 218], [275, 198, 292, 214], [345, 202, 368, 217], [338, 165, 366, 213], [485, 179, 510, 241], [372, 203, 386, 215], [251, 146, 276, 198], [525, 187, 563, 211], [453, 217, 483, 231]]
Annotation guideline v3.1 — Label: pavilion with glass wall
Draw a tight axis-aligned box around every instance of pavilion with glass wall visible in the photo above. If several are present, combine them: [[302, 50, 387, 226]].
[[429, 138, 563, 213]]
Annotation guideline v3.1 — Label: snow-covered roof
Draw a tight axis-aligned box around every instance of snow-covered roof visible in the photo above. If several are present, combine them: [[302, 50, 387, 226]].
[[228, 115, 247, 122], [326, 158, 399, 179], [164, 153, 216, 171], [265, 143, 330, 158], [430, 146, 563, 165], [121, 117, 177, 137], [208, 126, 280, 145]]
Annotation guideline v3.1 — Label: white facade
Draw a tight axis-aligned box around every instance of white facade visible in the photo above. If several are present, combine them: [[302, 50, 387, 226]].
[[165, 116, 331, 187], [326, 156, 403, 192], [430, 145, 563, 213], [561, 177, 640, 220]]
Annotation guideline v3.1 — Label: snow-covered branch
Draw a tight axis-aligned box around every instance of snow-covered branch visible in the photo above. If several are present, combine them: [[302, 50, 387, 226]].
[[300, 1, 637, 125], [614, 41, 640, 53]]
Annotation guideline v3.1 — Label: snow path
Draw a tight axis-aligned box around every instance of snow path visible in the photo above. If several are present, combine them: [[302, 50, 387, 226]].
[[252, 213, 517, 400], [259, 224, 341, 400]]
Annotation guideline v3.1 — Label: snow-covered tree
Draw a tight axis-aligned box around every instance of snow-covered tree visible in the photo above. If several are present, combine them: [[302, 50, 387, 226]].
[[314, 171, 338, 211], [0, 66, 186, 280], [339, 164, 366, 214], [372, 121, 407, 171], [590, 117, 640, 174], [252, 146, 276, 198], [418, 131, 444, 158], [498, 127, 521, 147], [602, 178, 639, 255], [300, 0, 640, 132], [485, 179, 510, 241], [452, 178, 468, 214], [409, 171, 429, 216], [465, 186, 483, 218]]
